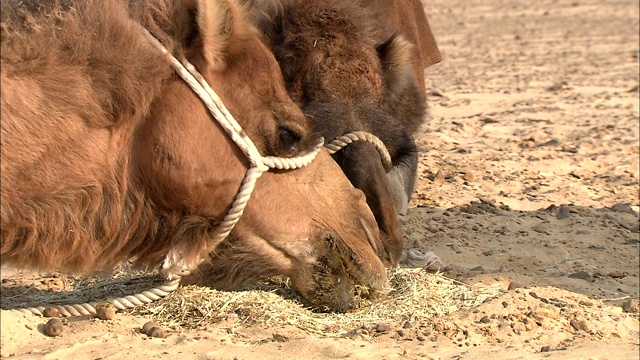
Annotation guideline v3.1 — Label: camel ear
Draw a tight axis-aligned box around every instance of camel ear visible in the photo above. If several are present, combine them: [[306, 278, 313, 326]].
[[194, 0, 252, 70], [376, 34, 415, 97]]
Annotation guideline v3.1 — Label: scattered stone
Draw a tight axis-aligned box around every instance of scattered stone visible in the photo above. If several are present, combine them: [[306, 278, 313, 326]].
[[376, 323, 391, 333], [556, 205, 572, 220], [149, 327, 165, 339], [561, 146, 578, 153], [512, 322, 526, 335], [508, 282, 523, 290], [622, 299, 639, 313], [396, 329, 405, 337], [479, 316, 491, 324], [416, 335, 425, 341], [463, 171, 476, 182], [470, 266, 485, 273], [140, 321, 166, 338], [480, 117, 499, 124], [403, 321, 413, 329], [531, 225, 550, 235], [142, 321, 158, 335], [568, 271, 592, 281], [540, 345, 553, 352], [95, 301, 116, 320], [578, 320, 591, 332], [534, 304, 560, 319], [546, 81, 570, 91], [426, 223, 439, 233], [502, 301, 509, 308], [569, 319, 590, 332], [44, 318, 64, 337], [535, 138, 560, 148], [433, 169, 446, 184], [608, 271, 625, 279], [272, 333, 289, 342], [569, 319, 581, 332], [611, 203, 637, 215], [43, 307, 60, 318]]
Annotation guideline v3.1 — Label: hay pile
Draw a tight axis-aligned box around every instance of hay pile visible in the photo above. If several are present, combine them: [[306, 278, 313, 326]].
[[2, 266, 503, 337], [128, 269, 503, 336]]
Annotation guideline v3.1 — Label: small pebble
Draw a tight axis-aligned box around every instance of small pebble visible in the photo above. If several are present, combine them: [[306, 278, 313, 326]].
[[531, 225, 550, 235], [568, 271, 592, 281], [576, 320, 590, 332], [44, 318, 64, 337], [611, 203, 637, 215], [272, 333, 288, 342], [607, 271, 625, 279], [43, 307, 60, 318], [375, 323, 391, 333], [142, 321, 158, 335], [463, 171, 476, 182], [502, 301, 509, 308], [148, 327, 165, 338], [569, 319, 581, 331], [556, 205, 571, 220], [535, 304, 560, 319], [433, 170, 446, 184], [622, 299, 639, 313], [540, 345, 553, 352], [95, 301, 116, 320], [479, 316, 490, 324], [508, 282, 523, 290], [402, 321, 412, 329]]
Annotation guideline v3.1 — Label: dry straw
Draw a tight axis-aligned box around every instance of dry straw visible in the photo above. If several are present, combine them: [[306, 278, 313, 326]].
[[128, 268, 502, 336], [2, 266, 503, 337]]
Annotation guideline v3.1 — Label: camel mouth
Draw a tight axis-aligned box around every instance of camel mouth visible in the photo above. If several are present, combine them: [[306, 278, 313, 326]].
[[333, 231, 390, 298], [296, 225, 389, 312]]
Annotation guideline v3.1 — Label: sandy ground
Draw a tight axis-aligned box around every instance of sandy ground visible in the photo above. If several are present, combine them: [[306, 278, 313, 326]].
[[1, 0, 639, 359]]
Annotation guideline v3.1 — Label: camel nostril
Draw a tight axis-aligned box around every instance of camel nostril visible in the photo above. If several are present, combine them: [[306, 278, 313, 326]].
[[324, 233, 338, 248]]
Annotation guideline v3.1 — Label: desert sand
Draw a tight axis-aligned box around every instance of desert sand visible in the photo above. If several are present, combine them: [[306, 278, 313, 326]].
[[1, 0, 639, 359]]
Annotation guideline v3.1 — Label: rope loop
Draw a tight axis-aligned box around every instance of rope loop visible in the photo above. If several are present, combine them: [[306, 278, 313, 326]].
[[326, 131, 393, 172]]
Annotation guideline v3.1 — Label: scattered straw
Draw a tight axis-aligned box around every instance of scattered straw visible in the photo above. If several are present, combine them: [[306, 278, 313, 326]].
[[128, 268, 503, 337], [3, 266, 503, 337]]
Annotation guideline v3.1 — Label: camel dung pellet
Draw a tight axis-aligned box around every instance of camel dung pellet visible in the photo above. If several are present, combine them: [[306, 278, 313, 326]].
[[95, 301, 116, 320], [43, 307, 60, 318], [44, 318, 64, 337], [148, 326, 165, 338], [142, 321, 158, 335]]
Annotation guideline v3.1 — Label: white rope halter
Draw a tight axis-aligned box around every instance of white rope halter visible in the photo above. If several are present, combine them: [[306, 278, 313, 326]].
[[141, 30, 324, 279], [12, 30, 392, 318]]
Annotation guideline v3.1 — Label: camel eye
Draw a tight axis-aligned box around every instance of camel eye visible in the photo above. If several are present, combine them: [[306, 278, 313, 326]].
[[278, 126, 300, 155]]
